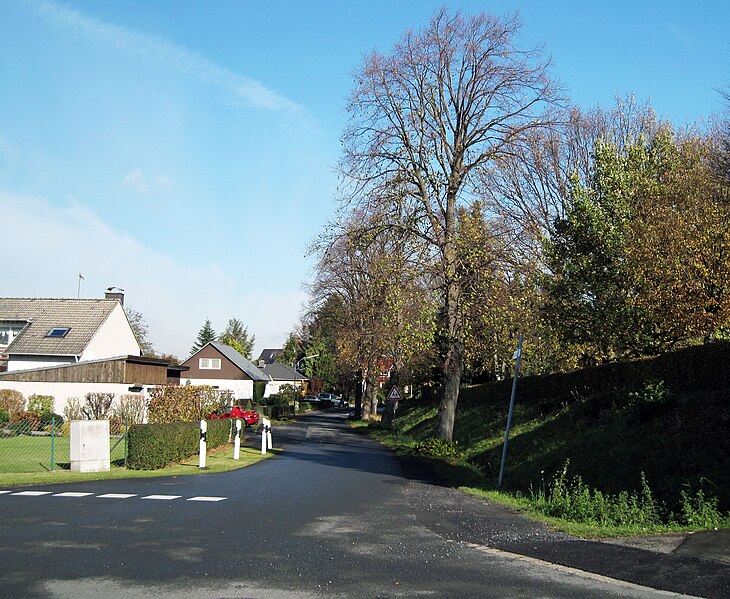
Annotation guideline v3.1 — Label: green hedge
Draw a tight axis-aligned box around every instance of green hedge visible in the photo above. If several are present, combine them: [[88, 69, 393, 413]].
[[460, 341, 730, 409], [127, 419, 233, 470]]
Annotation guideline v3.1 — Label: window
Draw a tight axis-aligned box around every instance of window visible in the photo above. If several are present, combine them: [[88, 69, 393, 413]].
[[46, 327, 70, 338], [0, 322, 27, 346], [199, 358, 221, 370]]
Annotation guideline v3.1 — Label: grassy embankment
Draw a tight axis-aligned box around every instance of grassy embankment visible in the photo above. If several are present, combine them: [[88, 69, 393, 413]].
[[367, 343, 730, 537]]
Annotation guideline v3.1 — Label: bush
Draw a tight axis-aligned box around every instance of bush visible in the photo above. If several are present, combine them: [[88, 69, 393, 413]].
[[7, 412, 41, 435], [114, 394, 147, 425], [416, 438, 465, 460], [39, 412, 64, 427], [0, 389, 25, 416], [63, 397, 84, 421], [0, 408, 9, 425], [127, 418, 232, 470], [83, 392, 115, 419], [27, 394, 54, 415], [146, 385, 224, 423]]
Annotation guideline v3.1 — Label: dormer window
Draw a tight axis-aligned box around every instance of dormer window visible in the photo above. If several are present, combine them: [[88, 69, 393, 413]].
[[46, 327, 70, 338]]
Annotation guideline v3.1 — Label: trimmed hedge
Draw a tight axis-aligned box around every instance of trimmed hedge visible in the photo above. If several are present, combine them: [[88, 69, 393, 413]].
[[460, 341, 730, 410], [127, 419, 233, 470]]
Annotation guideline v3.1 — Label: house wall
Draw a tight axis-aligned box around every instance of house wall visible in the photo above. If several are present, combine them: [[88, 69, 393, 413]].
[[0, 380, 154, 419], [263, 379, 303, 397], [180, 377, 255, 401], [82, 303, 141, 361], [7, 355, 76, 372], [181, 345, 250, 381]]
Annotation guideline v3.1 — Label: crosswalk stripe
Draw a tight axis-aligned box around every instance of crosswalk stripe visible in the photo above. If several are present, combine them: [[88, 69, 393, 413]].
[[142, 494, 182, 500], [53, 492, 95, 497], [97, 493, 138, 499], [12, 491, 51, 496], [187, 496, 227, 502]]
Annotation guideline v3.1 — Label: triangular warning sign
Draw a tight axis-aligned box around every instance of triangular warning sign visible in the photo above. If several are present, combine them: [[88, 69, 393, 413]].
[[387, 386, 402, 400]]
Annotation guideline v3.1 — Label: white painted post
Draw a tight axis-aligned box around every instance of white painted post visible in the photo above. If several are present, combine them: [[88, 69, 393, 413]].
[[265, 418, 273, 450], [199, 419, 207, 468], [233, 418, 241, 460]]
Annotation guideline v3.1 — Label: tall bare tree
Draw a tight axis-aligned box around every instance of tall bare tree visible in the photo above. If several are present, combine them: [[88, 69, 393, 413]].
[[342, 9, 562, 439]]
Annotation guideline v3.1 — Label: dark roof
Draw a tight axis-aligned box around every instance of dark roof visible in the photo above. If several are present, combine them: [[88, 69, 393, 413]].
[[261, 362, 307, 382], [0, 298, 119, 357], [209, 341, 269, 381], [256, 348, 283, 364]]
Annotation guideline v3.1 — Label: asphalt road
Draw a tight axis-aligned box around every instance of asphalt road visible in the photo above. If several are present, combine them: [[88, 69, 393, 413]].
[[0, 411, 727, 598]]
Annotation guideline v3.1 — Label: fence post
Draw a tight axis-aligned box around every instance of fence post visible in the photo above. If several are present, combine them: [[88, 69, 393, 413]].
[[199, 419, 207, 468], [234, 419, 241, 460], [51, 416, 55, 472]]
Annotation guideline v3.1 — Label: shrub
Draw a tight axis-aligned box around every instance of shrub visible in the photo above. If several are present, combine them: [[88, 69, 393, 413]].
[[416, 438, 465, 460], [0, 408, 10, 425], [114, 394, 147, 425], [27, 394, 54, 415], [0, 389, 25, 416], [83, 392, 115, 419], [39, 412, 64, 427], [8, 411, 41, 435], [127, 418, 231, 469], [63, 397, 85, 421], [147, 385, 224, 423]]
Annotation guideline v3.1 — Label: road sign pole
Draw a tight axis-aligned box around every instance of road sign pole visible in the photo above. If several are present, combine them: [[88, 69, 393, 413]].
[[498, 334, 523, 490]]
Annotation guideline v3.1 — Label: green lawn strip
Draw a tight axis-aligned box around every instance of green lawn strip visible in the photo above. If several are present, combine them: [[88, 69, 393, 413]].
[[0, 443, 276, 487]]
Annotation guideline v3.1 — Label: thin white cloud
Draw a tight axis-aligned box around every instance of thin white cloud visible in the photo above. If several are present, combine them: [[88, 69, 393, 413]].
[[122, 168, 149, 193], [2, 190, 304, 359], [30, 0, 307, 115], [664, 22, 694, 51]]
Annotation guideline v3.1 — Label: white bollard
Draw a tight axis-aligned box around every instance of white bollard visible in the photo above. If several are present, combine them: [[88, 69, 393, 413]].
[[261, 419, 267, 455], [234, 419, 241, 460], [266, 418, 273, 450], [199, 419, 207, 468]]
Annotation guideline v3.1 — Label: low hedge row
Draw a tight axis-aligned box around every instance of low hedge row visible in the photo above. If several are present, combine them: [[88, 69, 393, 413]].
[[460, 341, 730, 409], [127, 419, 233, 470]]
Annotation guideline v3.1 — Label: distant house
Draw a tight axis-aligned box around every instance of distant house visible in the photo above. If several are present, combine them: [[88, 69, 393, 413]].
[[260, 362, 307, 397], [256, 348, 283, 365], [181, 341, 269, 401], [0, 294, 141, 373]]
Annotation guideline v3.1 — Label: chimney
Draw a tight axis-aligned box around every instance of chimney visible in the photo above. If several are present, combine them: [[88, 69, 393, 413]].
[[105, 287, 125, 306]]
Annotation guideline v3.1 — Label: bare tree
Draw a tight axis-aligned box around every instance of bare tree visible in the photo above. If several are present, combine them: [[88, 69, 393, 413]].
[[342, 9, 562, 438]]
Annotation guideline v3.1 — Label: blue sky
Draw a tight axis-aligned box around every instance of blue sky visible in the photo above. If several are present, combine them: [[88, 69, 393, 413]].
[[2, 0, 728, 360]]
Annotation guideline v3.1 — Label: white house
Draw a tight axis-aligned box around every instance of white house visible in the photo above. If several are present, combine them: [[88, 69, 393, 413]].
[[259, 362, 308, 397], [0, 295, 141, 372]]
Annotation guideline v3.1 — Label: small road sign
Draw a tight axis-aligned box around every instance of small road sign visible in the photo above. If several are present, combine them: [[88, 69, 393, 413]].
[[387, 386, 402, 401]]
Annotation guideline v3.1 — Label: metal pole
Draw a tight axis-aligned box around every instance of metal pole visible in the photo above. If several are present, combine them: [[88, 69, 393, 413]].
[[498, 334, 524, 490], [51, 416, 55, 472], [124, 415, 128, 467], [199, 419, 207, 468]]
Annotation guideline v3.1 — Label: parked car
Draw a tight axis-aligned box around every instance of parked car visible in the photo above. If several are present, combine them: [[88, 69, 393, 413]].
[[302, 394, 319, 402], [318, 392, 345, 407], [209, 406, 259, 427]]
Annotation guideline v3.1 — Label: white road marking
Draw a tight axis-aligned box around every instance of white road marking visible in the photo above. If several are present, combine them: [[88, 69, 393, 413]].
[[12, 491, 52, 496], [0, 491, 11, 495], [187, 496, 227, 502], [53, 492, 94, 497], [97, 493, 138, 499], [142, 494, 182, 500]]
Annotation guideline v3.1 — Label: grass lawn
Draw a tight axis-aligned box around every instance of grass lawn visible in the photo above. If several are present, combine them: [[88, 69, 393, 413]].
[[0, 436, 275, 487]]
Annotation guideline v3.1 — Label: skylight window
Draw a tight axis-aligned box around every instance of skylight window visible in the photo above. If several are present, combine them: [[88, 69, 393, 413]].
[[46, 327, 70, 338]]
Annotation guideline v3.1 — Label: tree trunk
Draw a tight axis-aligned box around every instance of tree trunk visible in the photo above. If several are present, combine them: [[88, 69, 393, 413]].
[[437, 342, 463, 440], [354, 369, 363, 419]]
